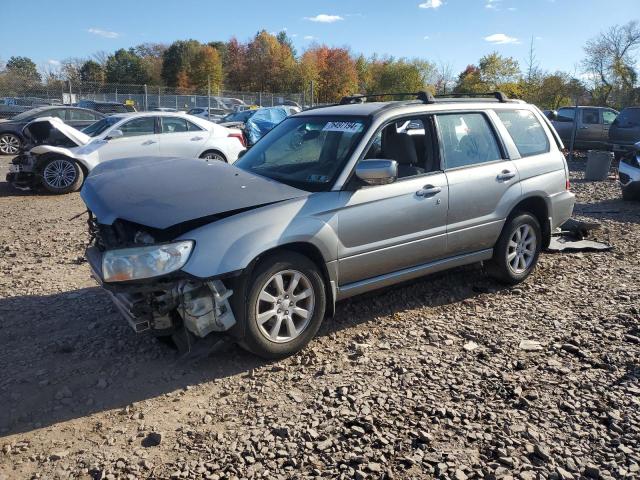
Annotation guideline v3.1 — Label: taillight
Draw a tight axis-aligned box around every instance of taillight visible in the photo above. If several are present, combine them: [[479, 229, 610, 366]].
[[566, 178, 571, 190], [228, 132, 246, 147]]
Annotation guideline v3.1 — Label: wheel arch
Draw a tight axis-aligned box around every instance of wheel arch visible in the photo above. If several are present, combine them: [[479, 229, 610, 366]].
[[242, 242, 336, 318], [34, 152, 89, 176], [508, 195, 551, 249]]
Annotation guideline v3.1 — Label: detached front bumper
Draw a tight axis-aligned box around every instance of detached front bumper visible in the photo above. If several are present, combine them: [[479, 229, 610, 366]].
[[87, 246, 236, 337]]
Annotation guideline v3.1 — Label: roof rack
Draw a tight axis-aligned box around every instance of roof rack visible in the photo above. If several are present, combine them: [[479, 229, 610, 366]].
[[339, 91, 436, 105], [434, 91, 509, 103]]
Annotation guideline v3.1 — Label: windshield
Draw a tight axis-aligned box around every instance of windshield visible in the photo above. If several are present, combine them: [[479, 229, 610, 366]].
[[82, 117, 120, 137], [234, 116, 367, 192]]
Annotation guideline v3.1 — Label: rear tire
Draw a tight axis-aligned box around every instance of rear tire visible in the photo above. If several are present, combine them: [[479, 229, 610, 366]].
[[240, 252, 326, 359], [488, 213, 541, 285], [0, 133, 21, 155], [200, 150, 227, 162], [40, 157, 84, 194]]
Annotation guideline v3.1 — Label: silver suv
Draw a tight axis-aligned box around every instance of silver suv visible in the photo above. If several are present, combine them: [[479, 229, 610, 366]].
[[82, 92, 575, 358]]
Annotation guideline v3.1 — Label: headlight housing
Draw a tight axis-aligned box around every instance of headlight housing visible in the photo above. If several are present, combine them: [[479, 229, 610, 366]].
[[102, 240, 194, 282]]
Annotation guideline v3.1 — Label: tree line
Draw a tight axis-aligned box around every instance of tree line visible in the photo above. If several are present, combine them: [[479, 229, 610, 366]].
[[1, 21, 639, 109]]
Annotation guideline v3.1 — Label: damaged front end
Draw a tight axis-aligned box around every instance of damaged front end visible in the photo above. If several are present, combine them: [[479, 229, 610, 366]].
[[86, 213, 236, 340]]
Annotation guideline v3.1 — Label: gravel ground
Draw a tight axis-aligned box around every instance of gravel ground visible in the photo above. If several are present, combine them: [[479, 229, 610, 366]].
[[0, 154, 638, 480]]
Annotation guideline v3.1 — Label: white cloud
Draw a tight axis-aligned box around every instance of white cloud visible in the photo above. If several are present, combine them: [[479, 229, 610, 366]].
[[304, 14, 343, 23], [484, 33, 519, 44], [87, 28, 120, 39], [47, 59, 61, 66], [303, 35, 316, 41], [423, 35, 430, 40], [419, 0, 443, 9]]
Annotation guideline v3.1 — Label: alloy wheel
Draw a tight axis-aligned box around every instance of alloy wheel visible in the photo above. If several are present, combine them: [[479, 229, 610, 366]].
[[506, 224, 537, 274], [255, 269, 315, 343], [203, 152, 225, 162], [0, 134, 20, 155], [43, 159, 77, 189]]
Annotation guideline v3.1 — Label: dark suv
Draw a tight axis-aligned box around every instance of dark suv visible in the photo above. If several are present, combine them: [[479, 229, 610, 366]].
[[610, 107, 640, 159]]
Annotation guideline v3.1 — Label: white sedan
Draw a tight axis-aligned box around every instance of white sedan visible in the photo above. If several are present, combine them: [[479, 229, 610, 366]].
[[7, 112, 246, 194]]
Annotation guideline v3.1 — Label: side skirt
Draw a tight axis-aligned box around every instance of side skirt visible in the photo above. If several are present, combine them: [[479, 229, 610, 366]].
[[336, 249, 494, 300]]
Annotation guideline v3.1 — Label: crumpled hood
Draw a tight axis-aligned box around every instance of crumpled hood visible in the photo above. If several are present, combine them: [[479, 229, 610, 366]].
[[81, 156, 310, 229], [23, 116, 91, 146]]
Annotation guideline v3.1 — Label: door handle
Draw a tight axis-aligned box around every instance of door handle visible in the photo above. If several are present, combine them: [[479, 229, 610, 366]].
[[190, 136, 203, 141], [579, 126, 589, 129], [416, 185, 442, 197], [142, 140, 157, 145], [497, 170, 516, 181]]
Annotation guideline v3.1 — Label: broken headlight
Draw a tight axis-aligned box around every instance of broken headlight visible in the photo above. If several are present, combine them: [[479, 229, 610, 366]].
[[102, 240, 194, 282]]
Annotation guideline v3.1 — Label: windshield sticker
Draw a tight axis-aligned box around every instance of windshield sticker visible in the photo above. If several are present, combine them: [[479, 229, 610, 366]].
[[322, 121, 363, 133]]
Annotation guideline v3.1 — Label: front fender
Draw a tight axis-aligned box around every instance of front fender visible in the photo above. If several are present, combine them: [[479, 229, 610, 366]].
[[178, 193, 343, 279], [30, 145, 98, 172]]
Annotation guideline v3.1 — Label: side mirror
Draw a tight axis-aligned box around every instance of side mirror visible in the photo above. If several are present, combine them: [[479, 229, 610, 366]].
[[355, 159, 398, 186], [106, 129, 123, 140], [237, 149, 247, 159], [546, 110, 558, 121]]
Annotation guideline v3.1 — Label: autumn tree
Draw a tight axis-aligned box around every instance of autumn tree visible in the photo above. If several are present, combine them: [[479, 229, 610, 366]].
[[190, 45, 223, 92], [223, 37, 248, 91], [245, 31, 297, 93], [161, 40, 201, 87]]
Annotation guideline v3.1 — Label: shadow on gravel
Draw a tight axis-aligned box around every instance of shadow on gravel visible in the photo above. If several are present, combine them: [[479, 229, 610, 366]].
[[574, 198, 640, 225], [0, 264, 500, 437]]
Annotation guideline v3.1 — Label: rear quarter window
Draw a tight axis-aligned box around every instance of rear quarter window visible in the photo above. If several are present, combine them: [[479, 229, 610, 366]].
[[496, 109, 550, 158]]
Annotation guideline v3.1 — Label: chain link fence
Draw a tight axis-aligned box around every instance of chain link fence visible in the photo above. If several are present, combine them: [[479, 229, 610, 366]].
[[0, 76, 305, 118]]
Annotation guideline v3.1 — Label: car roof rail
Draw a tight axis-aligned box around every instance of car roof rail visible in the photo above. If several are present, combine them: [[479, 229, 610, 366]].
[[339, 91, 436, 105], [434, 91, 509, 103]]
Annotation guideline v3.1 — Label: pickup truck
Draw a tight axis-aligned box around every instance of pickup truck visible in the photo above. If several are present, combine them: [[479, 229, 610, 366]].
[[551, 106, 618, 150]]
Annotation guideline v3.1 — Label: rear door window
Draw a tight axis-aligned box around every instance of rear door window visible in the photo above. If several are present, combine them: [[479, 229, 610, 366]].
[[496, 110, 550, 158], [435, 113, 502, 169], [68, 109, 98, 121], [582, 108, 600, 125], [119, 117, 156, 137], [161, 117, 188, 133]]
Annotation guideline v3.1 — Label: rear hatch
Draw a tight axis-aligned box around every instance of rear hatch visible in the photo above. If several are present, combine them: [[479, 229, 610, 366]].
[[610, 107, 640, 146]]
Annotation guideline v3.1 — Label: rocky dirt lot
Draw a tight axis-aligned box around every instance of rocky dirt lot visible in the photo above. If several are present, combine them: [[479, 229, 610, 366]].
[[0, 155, 638, 480]]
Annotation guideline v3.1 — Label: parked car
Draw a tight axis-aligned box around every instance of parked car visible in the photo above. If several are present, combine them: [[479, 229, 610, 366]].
[[618, 141, 640, 200], [79, 92, 575, 358], [219, 109, 257, 125], [609, 107, 640, 159], [550, 106, 618, 150], [7, 112, 245, 193], [187, 107, 227, 122], [0, 97, 62, 119], [151, 107, 179, 112], [0, 106, 105, 155], [75, 100, 131, 115]]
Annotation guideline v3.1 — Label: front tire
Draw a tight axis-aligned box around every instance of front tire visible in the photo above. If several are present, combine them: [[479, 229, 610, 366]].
[[40, 157, 84, 194], [488, 213, 541, 285], [241, 252, 326, 359]]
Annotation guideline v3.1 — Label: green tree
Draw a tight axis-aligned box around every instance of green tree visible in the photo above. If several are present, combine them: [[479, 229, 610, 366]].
[[105, 49, 149, 84], [454, 65, 486, 93], [478, 52, 520, 89], [80, 60, 105, 83], [6, 56, 41, 82], [134, 43, 167, 86], [161, 40, 201, 87]]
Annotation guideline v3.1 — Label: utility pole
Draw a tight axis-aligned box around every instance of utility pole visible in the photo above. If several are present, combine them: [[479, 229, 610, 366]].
[[208, 75, 211, 121]]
